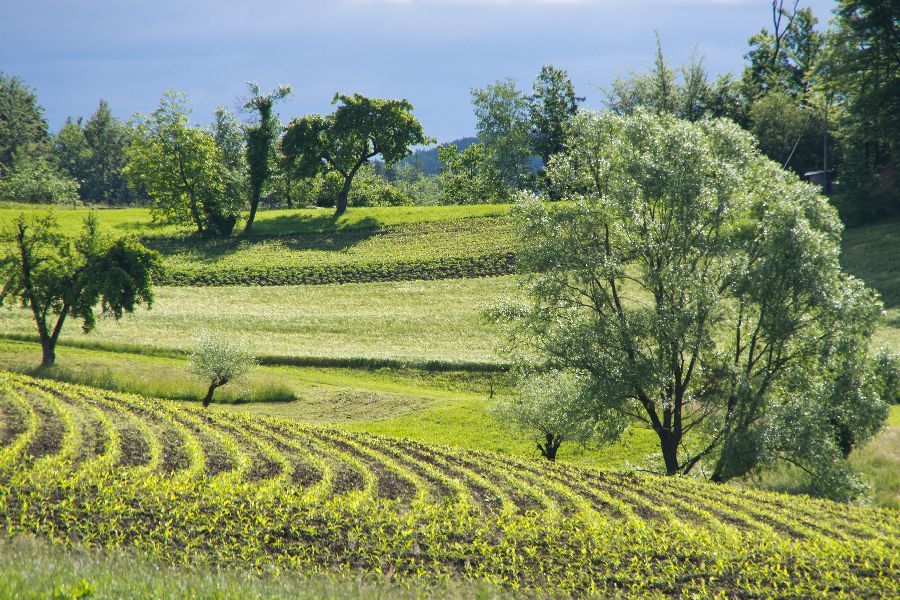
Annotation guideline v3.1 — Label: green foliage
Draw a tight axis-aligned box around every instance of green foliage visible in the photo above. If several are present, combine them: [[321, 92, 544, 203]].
[[124, 90, 240, 237], [498, 109, 888, 499], [0, 372, 897, 597], [243, 83, 292, 230], [282, 94, 429, 215], [471, 79, 532, 190], [824, 0, 900, 222], [0, 212, 159, 367], [0, 156, 79, 206], [0, 72, 52, 171], [491, 371, 619, 461], [749, 91, 826, 174], [605, 41, 747, 124], [437, 144, 508, 205], [742, 6, 824, 99], [82, 101, 134, 205], [527, 65, 580, 168], [53, 118, 92, 199], [188, 330, 256, 406]]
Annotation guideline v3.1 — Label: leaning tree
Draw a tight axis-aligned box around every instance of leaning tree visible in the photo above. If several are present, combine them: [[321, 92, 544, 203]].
[[281, 93, 429, 216]]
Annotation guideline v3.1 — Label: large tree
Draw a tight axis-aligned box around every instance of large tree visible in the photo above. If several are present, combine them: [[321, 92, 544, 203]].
[[82, 100, 133, 205], [124, 91, 240, 237], [497, 110, 889, 499], [242, 83, 292, 231], [0, 212, 160, 367], [825, 0, 900, 220], [527, 66, 581, 168], [471, 79, 532, 190], [281, 93, 429, 216], [0, 72, 52, 173]]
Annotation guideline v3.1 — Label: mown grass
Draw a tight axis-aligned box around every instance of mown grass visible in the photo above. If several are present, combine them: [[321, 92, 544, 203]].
[[0, 204, 512, 239], [0, 277, 516, 366], [0, 205, 518, 286]]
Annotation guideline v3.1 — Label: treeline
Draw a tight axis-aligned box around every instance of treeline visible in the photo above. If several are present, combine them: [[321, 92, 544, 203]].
[[0, 0, 896, 231]]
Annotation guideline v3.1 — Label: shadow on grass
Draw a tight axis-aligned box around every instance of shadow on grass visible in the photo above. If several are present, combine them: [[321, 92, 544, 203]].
[[143, 216, 384, 263]]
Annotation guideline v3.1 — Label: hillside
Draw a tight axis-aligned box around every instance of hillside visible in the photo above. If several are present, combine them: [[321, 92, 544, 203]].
[[396, 137, 479, 175], [1, 373, 897, 597], [0, 204, 516, 286]]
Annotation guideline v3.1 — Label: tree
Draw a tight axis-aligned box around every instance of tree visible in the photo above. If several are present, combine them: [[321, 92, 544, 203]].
[[749, 91, 826, 174], [124, 91, 240, 237], [742, 4, 824, 99], [605, 41, 747, 125], [242, 83, 292, 231], [528, 66, 581, 169], [0, 212, 160, 367], [491, 371, 620, 461], [471, 79, 532, 190], [211, 106, 248, 210], [437, 143, 508, 204], [82, 100, 133, 205], [496, 110, 888, 498], [0, 72, 52, 173], [825, 0, 900, 221], [281, 93, 429, 216], [188, 330, 255, 407], [54, 117, 92, 198]]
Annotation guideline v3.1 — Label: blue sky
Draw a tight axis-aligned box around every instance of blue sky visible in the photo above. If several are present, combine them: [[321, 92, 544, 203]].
[[2, 0, 836, 143]]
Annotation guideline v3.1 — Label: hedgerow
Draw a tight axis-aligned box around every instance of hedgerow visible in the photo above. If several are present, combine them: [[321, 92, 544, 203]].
[[0, 372, 897, 597]]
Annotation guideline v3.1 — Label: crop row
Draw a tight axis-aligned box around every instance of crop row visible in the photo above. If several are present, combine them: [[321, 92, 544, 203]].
[[0, 372, 897, 596], [156, 252, 518, 286]]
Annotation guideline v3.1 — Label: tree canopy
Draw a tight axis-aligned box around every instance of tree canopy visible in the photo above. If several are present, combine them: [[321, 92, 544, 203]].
[[124, 90, 240, 237], [0, 212, 160, 367], [281, 93, 429, 216], [496, 109, 889, 499]]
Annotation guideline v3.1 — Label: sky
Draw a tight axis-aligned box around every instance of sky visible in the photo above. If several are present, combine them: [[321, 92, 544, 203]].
[[2, 0, 837, 144]]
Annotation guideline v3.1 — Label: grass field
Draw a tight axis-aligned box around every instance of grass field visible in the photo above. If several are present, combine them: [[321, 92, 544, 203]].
[[1, 373, 896, 597], [0, 277, 516, 367], [0, 205, 518, 286]]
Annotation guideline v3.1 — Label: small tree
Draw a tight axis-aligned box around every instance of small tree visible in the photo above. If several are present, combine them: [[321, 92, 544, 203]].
[[0, 212, 160, 367], [492, 371, 621, 461], [281, 93, 429, 216], [188, 331, 255, 407], [437, 143, 508, 204]]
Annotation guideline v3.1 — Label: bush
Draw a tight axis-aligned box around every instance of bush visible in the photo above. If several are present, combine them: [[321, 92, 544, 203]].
[[0, 157, 79, 206]]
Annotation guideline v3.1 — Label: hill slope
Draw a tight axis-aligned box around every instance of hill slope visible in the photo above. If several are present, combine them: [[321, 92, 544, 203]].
[[1, 373, 897, 597]]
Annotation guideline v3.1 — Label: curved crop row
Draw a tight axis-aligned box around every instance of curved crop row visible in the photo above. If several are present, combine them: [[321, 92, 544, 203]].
[[0, 372, 897, 597]]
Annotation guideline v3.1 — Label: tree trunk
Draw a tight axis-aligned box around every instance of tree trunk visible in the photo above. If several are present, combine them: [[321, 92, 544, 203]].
[[659, 431, 680, 476], [538, 433, 562, 462], [246, 187, 261, 232], [40, 338, 56, 369], [335, 175, 352, 217], [202, 383, 218, 408]]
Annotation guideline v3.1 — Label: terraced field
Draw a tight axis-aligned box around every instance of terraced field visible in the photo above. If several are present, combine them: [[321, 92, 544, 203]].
[[1, 373, 897, 597]]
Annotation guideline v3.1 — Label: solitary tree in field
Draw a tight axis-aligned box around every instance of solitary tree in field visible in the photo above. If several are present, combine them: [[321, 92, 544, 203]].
[[492, 371, 619, 461], [242, 82, 292, 231], [188, 330, 255, 407], [0, 212, 160, 367], [281, 93, 429, 216], [495, 109, 891, 499]]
